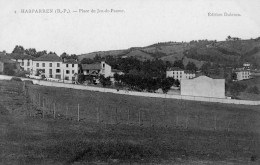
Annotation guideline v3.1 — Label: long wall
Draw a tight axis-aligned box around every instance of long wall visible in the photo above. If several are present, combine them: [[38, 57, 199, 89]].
[[1, 75, 260, 105]]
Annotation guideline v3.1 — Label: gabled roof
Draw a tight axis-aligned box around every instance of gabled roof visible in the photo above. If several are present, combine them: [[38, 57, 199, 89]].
[[233, 68, 250, 72], [33, 54, 62, 62], [0, 58, 17, 64], [111, 69, 123, 73], [9, 53, 35, 60], [82, 63, 101, 70], [63, 59, 79, 64], [167, 67, 184, 71]]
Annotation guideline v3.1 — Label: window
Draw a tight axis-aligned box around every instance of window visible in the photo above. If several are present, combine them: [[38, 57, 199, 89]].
[[65, 76, 69, 80], [72, 77, 75, 81], [27, 61, 30, 66], [57, 63, 60, 67], [36, 63, 39, 67], [21, 62, 24, 66], [66, 70, 70, 74], [42, 63, 45, 67], [66, 64, 69, 67], [72, 70, 74, 74], [72, 64, 74, 67], [103, 63, 105, 68], [55, 75, 61, 79], [56, 69, 60, 73], [49, 63, 52, 67]]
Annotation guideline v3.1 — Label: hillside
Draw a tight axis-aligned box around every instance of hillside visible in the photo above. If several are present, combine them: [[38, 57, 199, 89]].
[[78, 38, 260, 68]]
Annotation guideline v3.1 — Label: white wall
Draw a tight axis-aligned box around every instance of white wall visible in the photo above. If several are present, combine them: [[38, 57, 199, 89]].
[[166, 70, 195, 80], [32, 61, 63, 79], [181, 76, 225, 98], [101, 61, 111, 77], [61, 63, 79, 81], [11, 59, 33, 73]]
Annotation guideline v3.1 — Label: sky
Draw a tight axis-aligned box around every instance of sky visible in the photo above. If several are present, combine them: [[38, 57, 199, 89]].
[[0, 0, 259, 55]]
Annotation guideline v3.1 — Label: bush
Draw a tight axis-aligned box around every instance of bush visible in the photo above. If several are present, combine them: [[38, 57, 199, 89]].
[[24, 80, 33, 85], [11, 77, 22, 82], [15, 71, 29, 78]]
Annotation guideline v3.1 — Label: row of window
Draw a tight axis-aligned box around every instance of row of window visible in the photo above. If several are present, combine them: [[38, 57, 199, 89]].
[[21, 62, 30, 66], [36, 63, 75, 68], [39, 69, 76, 74], [51, 75, 75, 81]]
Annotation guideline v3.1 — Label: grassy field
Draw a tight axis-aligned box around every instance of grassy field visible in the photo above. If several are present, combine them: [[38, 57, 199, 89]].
[[0, 80, 260, 164], [25, 81, 260, 133]]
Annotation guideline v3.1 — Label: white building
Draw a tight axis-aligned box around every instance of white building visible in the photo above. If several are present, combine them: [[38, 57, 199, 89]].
[[166, 67, 196, 80], [233, 68, 251, 81], [243, 62, 251, 70], [9, 53, 35, 73], [181, 76, 225, 98], [32, 54, 79, 82], [81, 61, 111, 78]]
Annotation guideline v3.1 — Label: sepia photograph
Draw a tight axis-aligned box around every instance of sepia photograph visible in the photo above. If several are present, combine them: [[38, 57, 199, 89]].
[[0, 0, 260, 164]]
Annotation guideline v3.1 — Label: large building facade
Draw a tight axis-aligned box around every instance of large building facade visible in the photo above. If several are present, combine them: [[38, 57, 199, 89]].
[[181, 76, 225, 98], [32, 54, 79, 82], [233, 69, 251, 81], [9, 53, 35, 73], [81, 61, 111, 78], [166, 67, 196, 80]]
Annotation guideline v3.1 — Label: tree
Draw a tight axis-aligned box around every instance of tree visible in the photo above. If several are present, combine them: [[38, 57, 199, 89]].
[[114, 73, 120, 82], [185, 61, 198, 71], [161, 77, 175, 93], [25, 48, 37, 57], [99, 75, 112, 87], [231, 72, 237, 81], [81, 58, 94, 64], [12, 45, 25, 54], [173, 60, 184, 69], [60, 52, 69, 59], [35, 50, 47, 58], [200, 62, 211, 76], [93, 55, 102, 62]]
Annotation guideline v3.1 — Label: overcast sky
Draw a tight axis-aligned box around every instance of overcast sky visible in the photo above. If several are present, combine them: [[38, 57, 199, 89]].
[[0, 0, 259, 55]]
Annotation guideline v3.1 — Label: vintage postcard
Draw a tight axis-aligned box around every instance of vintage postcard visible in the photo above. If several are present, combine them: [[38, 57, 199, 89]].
[[0, 0, 259, 164]]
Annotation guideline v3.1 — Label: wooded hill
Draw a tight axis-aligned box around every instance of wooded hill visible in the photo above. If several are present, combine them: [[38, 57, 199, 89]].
[[78, 37, 260, 68]]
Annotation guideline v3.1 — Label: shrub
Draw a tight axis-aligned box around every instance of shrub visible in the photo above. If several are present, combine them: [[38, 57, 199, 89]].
[[24, 80, 33, 85], [15, 71, 29, 78], [11, 77, 22, 82]]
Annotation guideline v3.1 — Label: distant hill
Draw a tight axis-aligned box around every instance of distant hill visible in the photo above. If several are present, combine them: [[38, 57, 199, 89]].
[[78, 38, 260, 68]]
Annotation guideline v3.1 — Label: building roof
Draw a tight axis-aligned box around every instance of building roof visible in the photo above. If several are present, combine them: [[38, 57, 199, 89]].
[[233, 68, 250, 72], [111, 69, 123, 73], [0, 58, 17, 64], [9, 53, 35, 60], [82, 63, 101, 70], [184, 70, 195, 74], [63, 59, 79, 64], [167, 67, 184, 71], [33, 54, 62, 62]]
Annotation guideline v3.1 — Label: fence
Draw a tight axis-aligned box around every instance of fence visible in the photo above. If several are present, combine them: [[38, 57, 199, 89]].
[[1, 75, 260, 106], [19, 81, 259, 133], [30, 78, 260, 105]]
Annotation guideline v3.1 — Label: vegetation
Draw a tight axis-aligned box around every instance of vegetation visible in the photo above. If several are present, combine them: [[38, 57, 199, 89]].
[[10, 77, 22, 81], [247, 86, 260, 94], [1, 80, 259, 164]]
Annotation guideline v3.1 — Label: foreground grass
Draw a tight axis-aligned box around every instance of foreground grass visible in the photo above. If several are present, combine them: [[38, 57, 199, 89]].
[[0, 80, 260, 164]]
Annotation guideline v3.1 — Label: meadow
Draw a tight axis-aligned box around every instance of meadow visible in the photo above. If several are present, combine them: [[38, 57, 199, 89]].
[[0, 80, 259, 164]]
